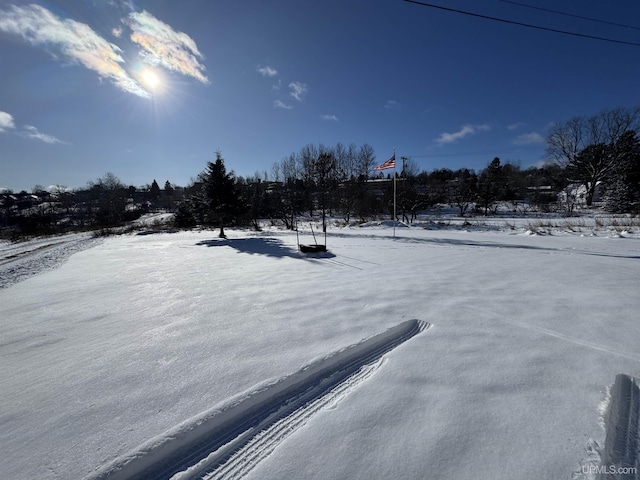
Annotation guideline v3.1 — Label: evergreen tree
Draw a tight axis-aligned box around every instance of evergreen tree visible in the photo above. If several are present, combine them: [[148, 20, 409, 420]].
[[476, 157, 505, 214], [604, 176, 634, 213], [603, 131, 640, 212], [163, 180, 175, 210], [547, 107, 640, 206], [200, 152, 242, 238], [149, 179, 161, 207]]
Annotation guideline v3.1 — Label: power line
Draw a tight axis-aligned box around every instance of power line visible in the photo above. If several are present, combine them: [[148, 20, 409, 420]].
[[402, 0, 640, 47], [500, 0, 640, 32], [406, 149, 533, 159], [409, 152, 498, 158]]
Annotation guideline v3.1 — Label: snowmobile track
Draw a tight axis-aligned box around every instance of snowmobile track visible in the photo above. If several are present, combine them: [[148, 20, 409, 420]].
[[86, 319, 430, 480], [600, 374, 640, 479]]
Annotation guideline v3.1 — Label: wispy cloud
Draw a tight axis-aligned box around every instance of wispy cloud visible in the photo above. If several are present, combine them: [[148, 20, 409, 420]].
[[0, 111, 16, 132], [258, 65, 278, 77], [1, 110, 66, 143], [435, 124, 490, 146], [507, 122, 524, 131], [23, 125, 66, 144], [0, 4, 150, 98], [385, 100, 400, 110], [126, 10, 208, 84], [112, 27, 123, 38], [274, 100, 293, 110], [321, 114, 338, 121], [513, 132, 545, 145], [289, 81, 308, 101]]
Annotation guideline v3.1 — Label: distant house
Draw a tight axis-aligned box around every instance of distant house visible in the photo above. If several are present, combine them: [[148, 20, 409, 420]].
[[558, 182, 602, 209]]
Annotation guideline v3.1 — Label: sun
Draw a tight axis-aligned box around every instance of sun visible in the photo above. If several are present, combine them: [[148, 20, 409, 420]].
[[141, 69, 160, 90]]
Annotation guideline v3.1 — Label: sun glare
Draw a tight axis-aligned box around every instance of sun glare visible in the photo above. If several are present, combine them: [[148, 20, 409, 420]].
[[142, 69, 160, 90]]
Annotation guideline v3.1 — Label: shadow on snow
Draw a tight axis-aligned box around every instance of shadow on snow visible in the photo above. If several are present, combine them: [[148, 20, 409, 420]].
[[195, 237, 336, 260]]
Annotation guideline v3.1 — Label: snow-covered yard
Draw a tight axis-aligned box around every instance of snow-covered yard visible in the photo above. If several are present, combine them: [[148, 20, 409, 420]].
[[1, 221, 639, 479]]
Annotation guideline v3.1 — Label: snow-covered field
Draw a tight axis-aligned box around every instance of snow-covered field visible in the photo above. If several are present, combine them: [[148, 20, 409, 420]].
[[1, 220, 640, 479]]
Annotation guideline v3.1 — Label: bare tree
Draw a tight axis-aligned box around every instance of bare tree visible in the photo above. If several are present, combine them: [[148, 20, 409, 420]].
[[270, 162, 281, 183], [87, 172, 127, 227], [335, 143, 359, 221], [400, 156, 420, 178], [357, 144, 376, 181], [546, 106, 640, 206]]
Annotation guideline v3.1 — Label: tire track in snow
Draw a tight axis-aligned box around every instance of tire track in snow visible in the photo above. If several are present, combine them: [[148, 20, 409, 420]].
[[600, 374, 640, 480], [192, 359, 383, 480], [86, 319, 430, 480], [0, 234, 101, 289]]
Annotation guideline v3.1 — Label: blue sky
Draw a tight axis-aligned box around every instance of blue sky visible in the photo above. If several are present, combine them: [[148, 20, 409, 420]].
[[1, 0, 639, 192]]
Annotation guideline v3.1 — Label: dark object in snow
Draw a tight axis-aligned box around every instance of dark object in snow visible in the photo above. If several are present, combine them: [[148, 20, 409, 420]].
[[297, 223, 327, 254], [299, 244, 327, 253]]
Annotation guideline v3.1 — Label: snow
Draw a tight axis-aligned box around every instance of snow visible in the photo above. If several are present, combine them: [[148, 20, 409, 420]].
[[1, 221, 640, 479], [0, 232, 100, 289]]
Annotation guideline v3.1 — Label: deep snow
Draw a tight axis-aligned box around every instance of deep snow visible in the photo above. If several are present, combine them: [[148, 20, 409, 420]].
[[1, 221, 640, 479]]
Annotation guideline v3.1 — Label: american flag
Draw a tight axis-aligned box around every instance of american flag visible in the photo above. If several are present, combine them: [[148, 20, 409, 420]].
[[373, 155, 396, 171]]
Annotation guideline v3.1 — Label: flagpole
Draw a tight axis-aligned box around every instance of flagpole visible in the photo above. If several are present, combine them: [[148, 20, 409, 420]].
[[393, 148, 396, 239]]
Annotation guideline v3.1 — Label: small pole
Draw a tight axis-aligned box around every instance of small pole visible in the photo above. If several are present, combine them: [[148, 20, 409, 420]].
[[393, 148, 396, 238]]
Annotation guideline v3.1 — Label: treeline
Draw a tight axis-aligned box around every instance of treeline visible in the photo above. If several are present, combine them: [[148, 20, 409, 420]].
[[173, 145, 382, 234], [0, 174, 183, 237], [175, 106, 640, 232], [547, 106, 640, 211], [2, 106, 639, 238]]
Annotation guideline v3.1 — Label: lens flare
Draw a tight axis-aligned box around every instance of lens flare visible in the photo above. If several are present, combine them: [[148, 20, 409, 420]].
[[141, 69, 159, 90]]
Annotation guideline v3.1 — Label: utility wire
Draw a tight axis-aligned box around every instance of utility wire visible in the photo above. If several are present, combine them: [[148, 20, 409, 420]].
[[500, 0, 640, 32], [407, 150, 528, 159], [402, 0, 640, 47]]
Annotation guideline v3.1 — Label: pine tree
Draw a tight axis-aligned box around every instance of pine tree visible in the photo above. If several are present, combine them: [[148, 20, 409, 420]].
[[200, 152, 242, 238], [603, 131, 640, 212], [476, 157, 505, 214], [150, 179, 161, 207], [604, 176, 634, 213]]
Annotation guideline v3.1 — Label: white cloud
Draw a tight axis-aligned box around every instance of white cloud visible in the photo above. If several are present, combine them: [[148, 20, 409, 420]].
[[0, 4, 150, 98], [289, 81, 308, 101], [513, 132, 545, 145], [112, 27, 123, 38], [274, 100, 293, 110], [321, 114, 338, 121], [507, 122, 524, 131], [0, 111, 16, 132], [385, 100, 400, 110], [258, 65, 278, 77], [435, 124, 490, 145], [1, 111, 65, 143], [23, 125, 66, 144], [126, 11, 209, 84]]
